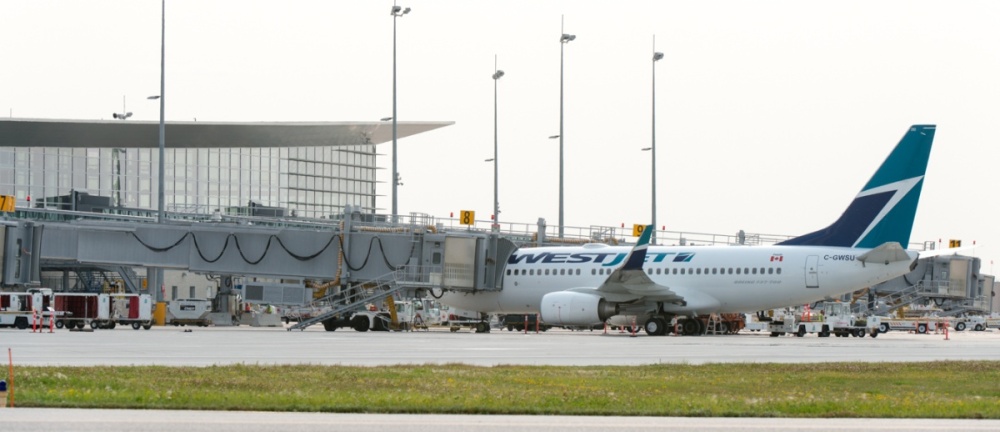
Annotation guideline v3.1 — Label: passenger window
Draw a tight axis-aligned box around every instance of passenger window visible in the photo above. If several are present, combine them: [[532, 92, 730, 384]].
[[768, 268, 773, 274], [696, 268, 701, 275], [736, 268, 741, 275], [712, 268, 717, 275], [760, 267, 765, 274], [591, 269, 596, 275], [506, 269, 511, 276], [529, 269, 535, 276], [560, 269, 566, 276], [728, 268, 733, 274], [777, 268, 782, 275], [752, 268, 757, 275], [576, 269, 580, 275], [744, 268, 750, 274], [672, 268, 677, 275]]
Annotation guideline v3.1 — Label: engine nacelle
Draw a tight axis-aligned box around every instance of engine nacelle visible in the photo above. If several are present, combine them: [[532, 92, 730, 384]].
[[539, 291, 618, 326]]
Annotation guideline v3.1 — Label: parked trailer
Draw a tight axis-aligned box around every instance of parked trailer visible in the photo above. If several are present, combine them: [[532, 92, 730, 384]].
[[870, 316, 951, 334], [53, 293, 109, 329], [167, 299, 212, 326], [105, 294, 153, 330]]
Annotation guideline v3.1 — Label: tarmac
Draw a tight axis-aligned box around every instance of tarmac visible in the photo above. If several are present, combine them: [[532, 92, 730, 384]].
[[3, 324, 998, 431]]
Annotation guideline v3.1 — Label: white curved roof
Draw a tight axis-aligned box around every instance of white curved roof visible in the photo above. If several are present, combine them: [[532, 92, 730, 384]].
[[0, 118, 453, 148]]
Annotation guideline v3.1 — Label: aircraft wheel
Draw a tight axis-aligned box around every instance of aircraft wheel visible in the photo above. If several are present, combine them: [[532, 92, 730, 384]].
[[955, 322, 966, 332], [679, 319, 698, 336], [644, 317, 667, 336]]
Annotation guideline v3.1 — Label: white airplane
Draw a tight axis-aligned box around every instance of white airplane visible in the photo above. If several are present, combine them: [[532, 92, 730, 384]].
[[440, 125, 936, 335]]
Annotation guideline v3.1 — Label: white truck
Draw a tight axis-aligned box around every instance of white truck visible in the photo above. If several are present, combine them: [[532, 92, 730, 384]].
[[768, 302, 878, 338], [0, 290, 50, 330], [953, 316, 1000, 332]]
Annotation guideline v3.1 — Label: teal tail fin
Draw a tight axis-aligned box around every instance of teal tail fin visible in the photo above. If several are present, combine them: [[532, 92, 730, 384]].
[[778, 125, 935, 248]]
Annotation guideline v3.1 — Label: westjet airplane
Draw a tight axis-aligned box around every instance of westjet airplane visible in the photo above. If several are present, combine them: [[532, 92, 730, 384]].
[[440, 125, 936, 335]]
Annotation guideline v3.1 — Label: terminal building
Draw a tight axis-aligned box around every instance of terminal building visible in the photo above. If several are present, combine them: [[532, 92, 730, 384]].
[[0, 118, 452, 219]]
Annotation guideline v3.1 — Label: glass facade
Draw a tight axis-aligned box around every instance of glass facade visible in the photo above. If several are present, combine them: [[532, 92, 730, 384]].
[[0, 144, 379, 219]]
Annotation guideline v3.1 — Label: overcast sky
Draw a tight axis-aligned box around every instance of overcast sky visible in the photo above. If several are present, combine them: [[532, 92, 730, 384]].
[[2, 1, 998, 272]]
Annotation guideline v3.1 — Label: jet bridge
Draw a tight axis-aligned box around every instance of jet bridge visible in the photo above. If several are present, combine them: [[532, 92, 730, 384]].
[[2, 207, 516, 305]]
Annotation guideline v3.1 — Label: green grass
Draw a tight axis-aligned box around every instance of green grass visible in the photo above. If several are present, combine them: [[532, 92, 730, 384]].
[[8, 362, 1000, 418]]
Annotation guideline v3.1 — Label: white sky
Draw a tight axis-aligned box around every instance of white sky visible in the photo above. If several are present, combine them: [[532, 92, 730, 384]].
[[2, 1, 998, 272]]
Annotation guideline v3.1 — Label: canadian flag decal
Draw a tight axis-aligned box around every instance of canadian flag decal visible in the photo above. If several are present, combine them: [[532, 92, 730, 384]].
[[770, 254, 784, 262]]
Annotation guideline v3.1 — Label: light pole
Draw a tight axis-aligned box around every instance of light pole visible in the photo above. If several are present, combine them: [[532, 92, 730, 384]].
[[651, 45, 664, 244], [390, 5, 410, 221], [492, 64, 504, 230], [559, 19, 575, 238], [151, 0, 166, 303]]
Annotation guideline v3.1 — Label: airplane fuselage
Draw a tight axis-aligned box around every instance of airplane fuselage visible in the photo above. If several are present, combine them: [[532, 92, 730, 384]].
[[440, 243, 916, 316]]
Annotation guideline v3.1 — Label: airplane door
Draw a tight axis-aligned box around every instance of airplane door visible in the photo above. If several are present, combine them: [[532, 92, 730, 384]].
[[805, 255, 819, 288]]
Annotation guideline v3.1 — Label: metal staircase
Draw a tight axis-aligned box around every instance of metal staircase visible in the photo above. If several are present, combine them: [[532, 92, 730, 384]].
[[288, 266, 432, 331], [115, 266, 142, 293]]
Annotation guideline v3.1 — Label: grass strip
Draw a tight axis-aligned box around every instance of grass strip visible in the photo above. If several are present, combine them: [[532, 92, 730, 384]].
[[9, 361, 1000, 418]]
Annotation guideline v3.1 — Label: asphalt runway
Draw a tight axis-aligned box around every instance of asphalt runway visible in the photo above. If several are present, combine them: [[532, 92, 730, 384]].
[[2, 324, 999, 366], [4, 325, 998, 431]]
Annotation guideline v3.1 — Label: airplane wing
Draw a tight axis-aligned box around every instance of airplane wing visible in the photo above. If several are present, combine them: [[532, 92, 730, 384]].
[[589, 225, 685, 304]]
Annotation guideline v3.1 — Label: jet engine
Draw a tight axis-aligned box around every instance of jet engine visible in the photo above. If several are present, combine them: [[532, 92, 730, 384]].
[[539, 291, 618, 326]]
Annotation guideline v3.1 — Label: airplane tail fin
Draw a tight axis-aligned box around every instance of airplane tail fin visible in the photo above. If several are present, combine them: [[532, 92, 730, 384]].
[[778, 125, 935, 249]]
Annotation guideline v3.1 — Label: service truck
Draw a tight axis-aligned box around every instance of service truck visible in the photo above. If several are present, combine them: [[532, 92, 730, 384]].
[[0, 290, 49, 330], [768, 302, 878, 338]]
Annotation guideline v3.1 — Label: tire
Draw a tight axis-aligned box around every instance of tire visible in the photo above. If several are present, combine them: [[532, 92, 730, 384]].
[[719, 322, 730, 334], [975, 324, 985, 331], [108, 322, 116, 330], [476, 322, 489, 333], [955, 322, 966, 332], [796, 326, 806, 337], [769, 332, 779, 337], [879, 323, 890, 333], [819, 326, 830, 337], [132, 322, 142, 330], [917, 323, 928, 334], [55, 320, 65, 329], [352, 315, 370, 332], [142, 324, 152, 330], [644, 317, 667, 336], [321, 318, 337, 332], [76, 321, 85, 329], [15, 317, 28, 330], [681, 319, 700, 336]]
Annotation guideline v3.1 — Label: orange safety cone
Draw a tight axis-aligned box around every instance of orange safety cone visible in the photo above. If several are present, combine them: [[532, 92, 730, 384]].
[[48, 313, 54, 333], [603, 321, 608, 335], [944, 321, 950, 341], [630, 317, 637, 337]]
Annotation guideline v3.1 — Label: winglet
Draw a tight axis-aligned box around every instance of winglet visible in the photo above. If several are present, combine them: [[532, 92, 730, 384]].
[[621, 225, 653, 271]]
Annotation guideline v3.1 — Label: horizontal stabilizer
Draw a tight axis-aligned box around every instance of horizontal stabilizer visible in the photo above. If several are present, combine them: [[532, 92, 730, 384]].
[[857, 242, 910, 265]]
